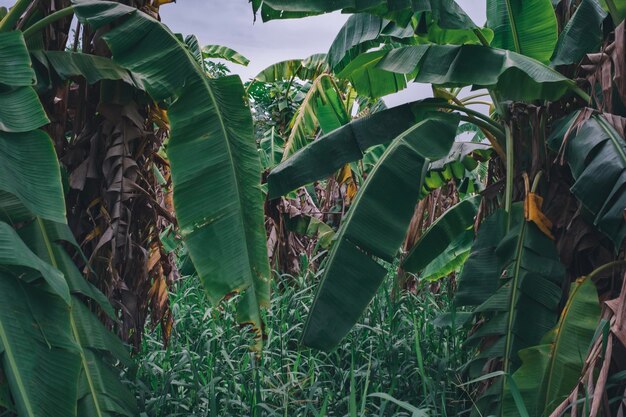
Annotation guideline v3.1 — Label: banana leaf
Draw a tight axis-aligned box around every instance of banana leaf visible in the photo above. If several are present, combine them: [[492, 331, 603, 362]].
[[548, 112, 626, 249], [282, 74, 351, 161], [268, 98, 448, 198], [18, 219, 137, 417], [502, 277, 601, 417], [402, 195, 480, 273], [73, 0, 271, 348], [0, 32, 49, 133], [301, 113, 459, 351], [420, 230, 474, 281], [253, 53, 329, 83], [203, 44, 250, 66], [0, 221, 79, 417], [551, 0, 607, 66], [376, 44, 576, 101], [0, 130, 67, 224], [487, 0, 558, 63], [457, 204, 566, 416]]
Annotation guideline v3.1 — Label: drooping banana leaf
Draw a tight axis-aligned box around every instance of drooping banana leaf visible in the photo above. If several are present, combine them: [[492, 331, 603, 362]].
[[202, 44, 250, 66], [455, 209, 508, 306], [301, 113, 460, 351], [486, 0, 558, 63], [0, 221, 80, 417], [458, 204, 566, 416], [0, 32, 49, 133], [548, 111, 626, 249], [375, 44, 576, 101], [267, 98, 448, 198], [253, 53, 329, 83], [328, 9, 492, 74], [502, 277, 601, 417], [420, 230, 474, 281], [337, 49, 408, 98], [0, 31, 36, 86], [73, 0, 271, 348], [35, 50, 135, 85], [328, 13, 414, 72], [18, 219, 138, 417], [18, 219, 115, 319], [0, 130, 67, 224], [402, 195, 480, 273], [255, 0, 479, 29], [551, 0, 607, 66]]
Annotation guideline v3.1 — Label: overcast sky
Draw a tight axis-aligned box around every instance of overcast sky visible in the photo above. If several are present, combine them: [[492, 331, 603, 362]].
[[0, 0, 486, 106], [160, 1, 487, 106]]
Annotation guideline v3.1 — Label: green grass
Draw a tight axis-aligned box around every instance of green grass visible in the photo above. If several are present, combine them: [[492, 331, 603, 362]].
[[134, 270, 472, 417]]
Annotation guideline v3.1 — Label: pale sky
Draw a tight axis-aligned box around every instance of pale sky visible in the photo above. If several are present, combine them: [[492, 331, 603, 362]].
[[0, 0, 487, 106], [160, 1, 487, 106]]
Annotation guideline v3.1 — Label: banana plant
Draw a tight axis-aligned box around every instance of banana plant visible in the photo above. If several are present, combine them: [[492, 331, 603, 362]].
[[257, 1, 624, 416]]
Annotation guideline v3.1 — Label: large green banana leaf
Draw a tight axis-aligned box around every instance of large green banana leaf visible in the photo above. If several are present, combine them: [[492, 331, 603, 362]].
[[455, 209, 508, 306], [419, 230, 474, 281], [301, 113, 460, 351], [486, 0, 558, 63], [18, 219, 138, 417], [328, 9, 491, 74], [202, 44, 250, 66], [402, 195, 480, 273], [548, 112, 626, 249], [253, 54, 329, 83], [457, 204, 566, 416], [375, 44, 575, 101], [36, 50, 135, 85], [73, 0, 271, 347], [551, 0, 607, 66], [337, 49, 408, 98], [255, 0, 478, 28], [267, 98, 448, 198], [0, 221, 80, 417], [0, 130, 67, 224], [0, 32, 49, 133], [502, 277, 601, 417]]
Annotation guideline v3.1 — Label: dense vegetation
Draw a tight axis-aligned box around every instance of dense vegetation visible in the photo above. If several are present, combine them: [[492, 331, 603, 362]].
[[0, 0, 625, 416]]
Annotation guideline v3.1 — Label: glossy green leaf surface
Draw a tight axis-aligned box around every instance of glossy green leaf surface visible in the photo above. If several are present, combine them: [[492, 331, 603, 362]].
[[0, 31, 35, 86], [74, 0, 271, 347], [487, 0, 558, 63], [503, 277, 601, 417], [0, 32, 49, 133], [548, 112, 626, 248], [402, 196, 480, 273], [377, 44, 575, 101], [268, 98, 447, 198], [18, 217, 137, 417], [551, 0, 607, 66], [39, 50, 135, 85], [302, 113, 459, 351], [0, 130, 66, 224], [0, 272, 80, 417], [457, 205, 566, 416]]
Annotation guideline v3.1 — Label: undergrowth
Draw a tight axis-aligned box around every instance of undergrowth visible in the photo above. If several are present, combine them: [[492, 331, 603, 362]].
[[134, 270, 472, 417]]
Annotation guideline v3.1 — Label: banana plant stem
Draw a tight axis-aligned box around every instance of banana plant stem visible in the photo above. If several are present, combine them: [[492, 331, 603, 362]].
[[0, 0, 32, 32], [587, 260, 626, 281], [22, 5, 74, 38], [504, 125, 514, 225]]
